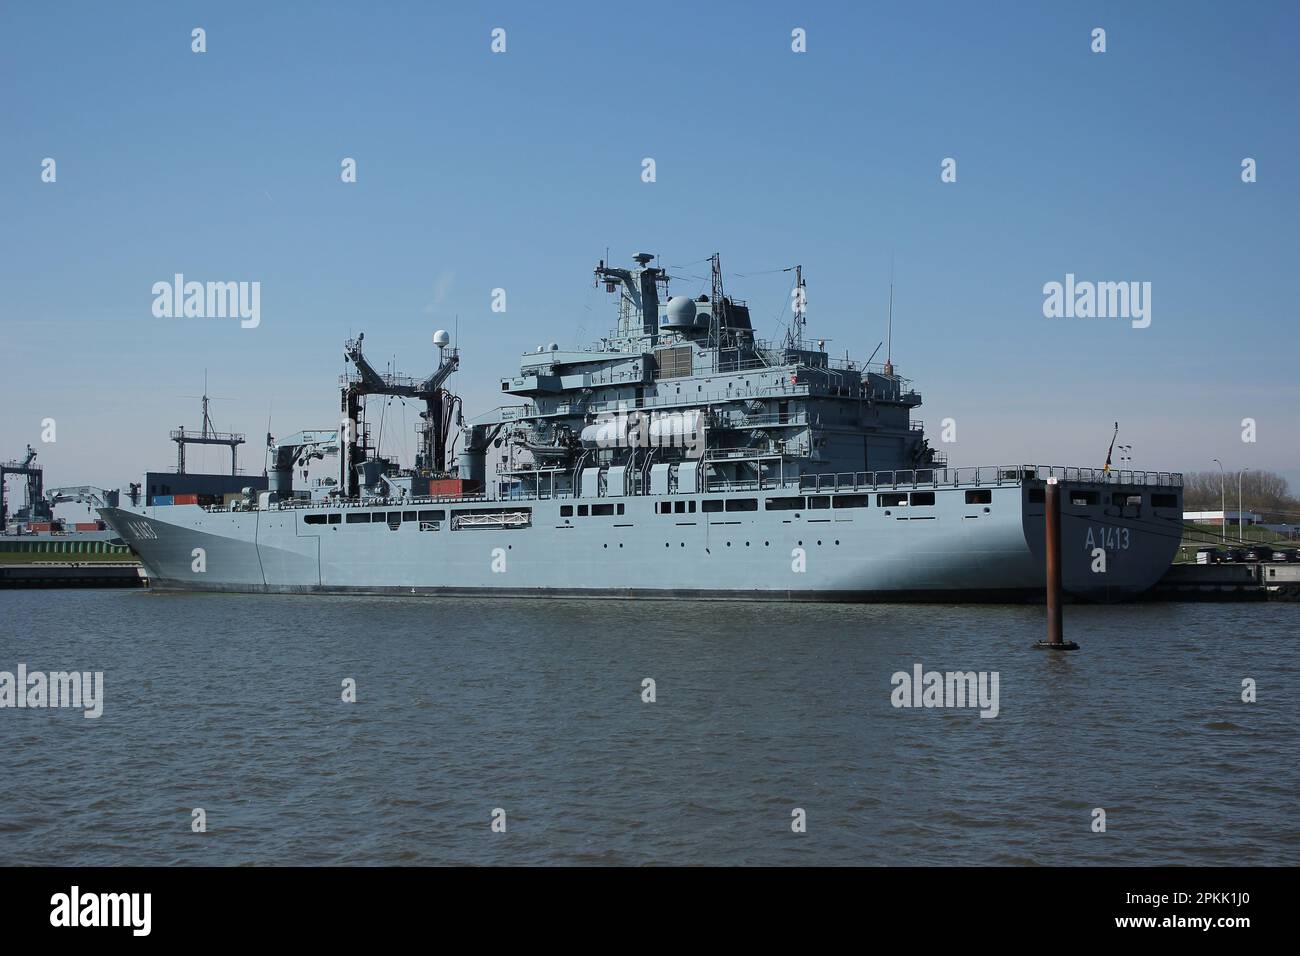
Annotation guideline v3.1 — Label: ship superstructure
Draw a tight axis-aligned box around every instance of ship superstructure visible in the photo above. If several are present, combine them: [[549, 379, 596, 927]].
[[478, 254, 937, 503], [100, 252, 1185, 602]]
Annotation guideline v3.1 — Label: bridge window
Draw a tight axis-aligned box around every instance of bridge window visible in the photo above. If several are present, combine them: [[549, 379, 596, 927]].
[[304, 513, 326, 525], [592, 504, 614, 516], [346, 512, 370, 524], [417, 510, 445, 522], [1152, 493, 1178, 508], [1111, 493, 1142, 506], [726, 498, 757, 512], [808, 496, 830, 510], [328, 513, 342, 524], [1071, 491, 1099, 506], [910, 492, 936, 506], [877, 493, 908, 507], [561, 505, 574, 517], [965, 489, 992, 504]]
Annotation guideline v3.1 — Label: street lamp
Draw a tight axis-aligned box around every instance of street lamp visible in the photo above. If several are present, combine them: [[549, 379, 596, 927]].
[[1212, 459, 1225, 543], [1238, 467, 1248, 543]]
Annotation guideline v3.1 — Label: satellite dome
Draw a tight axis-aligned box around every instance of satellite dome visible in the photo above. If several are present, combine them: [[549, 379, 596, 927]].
[[433, 329, 450, 347], [660, 295, 698, 330]]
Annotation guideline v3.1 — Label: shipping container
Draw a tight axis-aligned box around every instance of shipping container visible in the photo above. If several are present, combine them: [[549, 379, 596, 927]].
[[429, 479, 482, 497], [173, 494, 200, 505], [27, 522, 54, 532], [74, 522, 104, 531], [151, 495, 174, 506]]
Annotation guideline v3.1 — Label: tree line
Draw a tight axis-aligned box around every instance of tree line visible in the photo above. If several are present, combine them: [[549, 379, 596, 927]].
[[1181, 469, 1296, 524]]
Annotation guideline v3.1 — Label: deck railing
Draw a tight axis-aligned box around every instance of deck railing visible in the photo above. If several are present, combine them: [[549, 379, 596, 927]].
[[794, 464, 1182, 494], [205, 462, 1181, 513]]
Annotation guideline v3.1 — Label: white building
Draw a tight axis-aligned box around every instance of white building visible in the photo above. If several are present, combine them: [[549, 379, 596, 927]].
[[1185, 510, 1260, 526]]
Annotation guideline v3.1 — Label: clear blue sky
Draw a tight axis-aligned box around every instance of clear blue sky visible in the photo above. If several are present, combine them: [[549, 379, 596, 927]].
[[3, 1, 1297, 517]]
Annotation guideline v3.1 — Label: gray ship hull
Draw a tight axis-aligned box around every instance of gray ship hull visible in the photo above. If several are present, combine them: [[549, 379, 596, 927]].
[[100, 473, 1182, 603]]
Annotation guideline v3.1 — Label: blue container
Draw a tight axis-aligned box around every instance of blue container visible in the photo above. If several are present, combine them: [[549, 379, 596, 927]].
[[151, 495, 174, 506]]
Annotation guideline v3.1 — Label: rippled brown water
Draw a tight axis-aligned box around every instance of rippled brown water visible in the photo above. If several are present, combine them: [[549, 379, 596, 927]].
[[2, 590, 1295, 865]]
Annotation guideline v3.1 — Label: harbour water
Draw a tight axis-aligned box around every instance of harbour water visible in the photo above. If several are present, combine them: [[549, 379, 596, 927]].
[[2, 590, 1295, 866]]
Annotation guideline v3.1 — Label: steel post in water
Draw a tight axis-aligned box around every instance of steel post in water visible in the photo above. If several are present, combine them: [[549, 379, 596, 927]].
[[1034, 477, 1079, 650]]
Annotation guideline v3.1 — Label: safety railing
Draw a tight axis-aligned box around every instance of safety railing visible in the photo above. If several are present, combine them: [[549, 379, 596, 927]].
[[796, 465, 1182, 493]]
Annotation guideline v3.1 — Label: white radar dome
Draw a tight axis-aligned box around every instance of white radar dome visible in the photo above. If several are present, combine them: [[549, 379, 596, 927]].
[[433, 329, 450, 347], [660, 295, 699, 330]]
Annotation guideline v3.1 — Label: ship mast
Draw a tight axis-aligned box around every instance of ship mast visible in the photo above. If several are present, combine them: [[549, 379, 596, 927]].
[[884, 266, 895, 377], [709, 252, 725, 352], [784, 264, 806, 350]]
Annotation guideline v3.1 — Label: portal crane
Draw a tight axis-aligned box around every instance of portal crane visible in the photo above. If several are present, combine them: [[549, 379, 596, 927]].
[[1, 445, 45, 531]]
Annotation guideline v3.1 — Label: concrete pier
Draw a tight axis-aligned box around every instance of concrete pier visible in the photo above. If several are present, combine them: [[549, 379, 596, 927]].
[[1152, 562, 1300, 601], [0, 562, 147, 589]]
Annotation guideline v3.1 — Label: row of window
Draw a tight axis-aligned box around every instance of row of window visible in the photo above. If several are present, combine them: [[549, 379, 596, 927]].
[[1026, 489, 1178, 508], [304, 509, 446, 526], [654, 489, 992, 514], [560, 503, 627, 517]]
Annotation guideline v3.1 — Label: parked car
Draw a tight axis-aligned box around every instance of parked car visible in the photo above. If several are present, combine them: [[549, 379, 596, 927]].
[[1224, 548, 1247, 563], [1244, 545, 1274, 562], [1272, 548, 1291, 562], [1195, 547, 1223, 564]]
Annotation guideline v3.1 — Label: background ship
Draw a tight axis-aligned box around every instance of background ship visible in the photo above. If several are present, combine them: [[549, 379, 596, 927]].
[[100, 252, 1184, 602]]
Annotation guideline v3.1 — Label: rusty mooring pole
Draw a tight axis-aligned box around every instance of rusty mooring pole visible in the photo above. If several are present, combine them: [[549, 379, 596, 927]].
[[1034, 476, 1079, 650]]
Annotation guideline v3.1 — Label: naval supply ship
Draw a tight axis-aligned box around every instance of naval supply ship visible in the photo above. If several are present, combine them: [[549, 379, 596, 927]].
[[100, 252, 1183, 602]]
